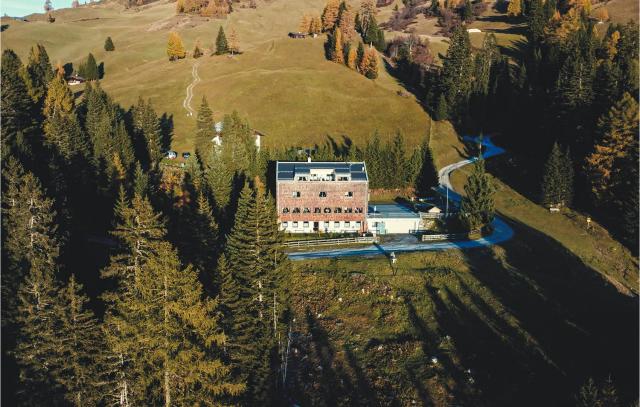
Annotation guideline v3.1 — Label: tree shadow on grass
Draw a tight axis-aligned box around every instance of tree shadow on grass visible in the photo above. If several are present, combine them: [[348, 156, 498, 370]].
[[459, 214, 638, 405]]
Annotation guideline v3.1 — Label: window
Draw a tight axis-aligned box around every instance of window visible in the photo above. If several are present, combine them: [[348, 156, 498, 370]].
[[338, 176, 349, 181], [345, 207, 353, 213], [303, 221, 309, 228], [303, 208, 310, 213], [345, 221, 351, 227], [355, 207, 363, 213], [334, 221, 340, 228], [293, 207, 301, 213], [356, 221, 362, 228], [345, 191, 353, 197], [282, 208, 290, 214], [323, 221, 330, 229], [324, 207, 332, 213], [282, 222, 288, 228], [292, 191, 301, 198], [314, 207, 321, 213], [292, 221, 298, 228], [319, 191, 327, 197], [334, 207, 342, 213]]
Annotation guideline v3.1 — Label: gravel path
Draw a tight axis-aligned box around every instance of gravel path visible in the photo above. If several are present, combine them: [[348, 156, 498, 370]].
[[183, 61, 200, 117]]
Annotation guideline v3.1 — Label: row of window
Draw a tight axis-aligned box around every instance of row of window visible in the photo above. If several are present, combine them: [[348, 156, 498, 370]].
[[291, 191, 354, 198], [282, 207, 364, 214], [282, 221, 362, 229]]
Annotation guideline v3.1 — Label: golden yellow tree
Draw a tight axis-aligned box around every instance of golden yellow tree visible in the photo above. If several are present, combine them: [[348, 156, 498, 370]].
[[332, 28, 344, 64], [228, 27, 240, 54], [167, 31, 186, 61], [322, 0, 340, 31], [313, 16, 323, 33], [585, 93, 638, 204], [347, 46, 357, 69], [338, 5, 356, 42], [299, 14, 311, 33], [43, 71, 74, 119], [359, 46, 378, 79], [507, 0, 522, 16]]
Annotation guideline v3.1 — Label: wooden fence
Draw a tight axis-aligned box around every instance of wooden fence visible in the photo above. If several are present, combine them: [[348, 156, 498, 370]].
[[284, 236, 375, 248]]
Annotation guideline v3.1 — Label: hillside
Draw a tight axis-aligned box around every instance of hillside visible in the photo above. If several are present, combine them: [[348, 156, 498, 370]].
[[1, 0, 431, 153]]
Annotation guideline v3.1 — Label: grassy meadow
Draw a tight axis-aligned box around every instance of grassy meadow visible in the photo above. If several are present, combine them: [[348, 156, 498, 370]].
[[1, 0, 431, 153]]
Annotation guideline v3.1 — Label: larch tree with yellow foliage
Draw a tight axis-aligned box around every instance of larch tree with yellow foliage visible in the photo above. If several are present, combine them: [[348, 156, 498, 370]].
[[228, 28, 240, 55], [310, 16, 322, 34], [359, 46, 379, 79], [321, 0, 340, 31], [167, 31, 186, 61], [585, 93, 639, 206], [332, 28, 344, 64], [507, 0, 522, 17], [299, 14, 311, 33], [338, 5, 357, 42], [347, 46, 357, 69]]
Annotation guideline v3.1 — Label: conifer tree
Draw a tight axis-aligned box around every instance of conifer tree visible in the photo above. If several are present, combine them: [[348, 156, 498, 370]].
[[102, 196, 242, 405], [322, 0, 340, 31], [1, 50, 36, 158], [585, 92, 638, 207], [204, 147, 233, 214], [462, 0, 473, 22], [439, 25, 472, 113], [22, 44, 54, 103], [435, 94, 449, 120], [332, 29, 345, 64], [359, 46, 379, 79], [338, 4, 356, 42], [104, 36, 115, 51], [133, 161, 149, 198], [389, 132, 409, 187], [216, 26, 229, 55], [193, 42, 203, 58], [196, 96, 215, 148], [299, 14, 311, 33], [541, 142, 573, 207], [83, 53, 99, 80], [11, 172, 63, 406], [228, 27, 240, 55], [53, 275, 106, 407], [415, 141, 439, 196], [507, 0, 522, 16], [347, 46, 358, 69], [223, 181, 287, 404], [356, 41, 365, 71], [363, 131, 383, 188], [167, 31, 186, 61], [134, 98, 163, 169], [459, 158, 495, 231]]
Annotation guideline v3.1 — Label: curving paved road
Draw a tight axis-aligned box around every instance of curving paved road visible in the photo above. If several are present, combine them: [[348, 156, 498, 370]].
[[183, 61, 200, 117], [288, 136, 514, 261]]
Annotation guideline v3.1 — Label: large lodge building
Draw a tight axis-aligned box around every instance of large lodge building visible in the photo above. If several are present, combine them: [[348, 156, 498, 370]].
[[276, 161, 369, 234]]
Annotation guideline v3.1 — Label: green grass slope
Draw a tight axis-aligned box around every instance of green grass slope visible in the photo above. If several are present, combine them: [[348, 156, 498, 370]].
[[1, 0, 431, 153]]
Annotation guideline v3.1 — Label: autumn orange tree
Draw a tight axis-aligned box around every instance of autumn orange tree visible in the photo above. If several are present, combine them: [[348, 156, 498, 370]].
[[321, 0, 340, 31], [167, 31, 186, 61], [359, 45, 378, 79]]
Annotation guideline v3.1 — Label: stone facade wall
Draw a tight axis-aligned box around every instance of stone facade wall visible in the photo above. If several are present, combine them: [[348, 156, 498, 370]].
[[277, 180, 368, 231]]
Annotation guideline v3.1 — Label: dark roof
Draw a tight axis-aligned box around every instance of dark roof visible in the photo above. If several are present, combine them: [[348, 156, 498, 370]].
[[276, 161, 368, 182]]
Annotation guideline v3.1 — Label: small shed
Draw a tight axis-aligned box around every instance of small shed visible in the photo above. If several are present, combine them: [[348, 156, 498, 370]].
[[289, 32, 307, 39]]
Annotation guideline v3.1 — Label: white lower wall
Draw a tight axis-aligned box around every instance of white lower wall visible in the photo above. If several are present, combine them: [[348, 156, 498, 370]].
[[367, 217, 420, 234], [280, 221, 363, 234]]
